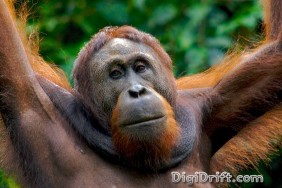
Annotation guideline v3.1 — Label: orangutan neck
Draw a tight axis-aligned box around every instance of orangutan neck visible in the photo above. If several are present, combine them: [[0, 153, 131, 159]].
[[38, 75, 196, 172]]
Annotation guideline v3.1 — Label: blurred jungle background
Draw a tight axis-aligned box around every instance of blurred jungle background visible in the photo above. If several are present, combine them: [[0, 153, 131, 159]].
[[0, 0, 281, 187]]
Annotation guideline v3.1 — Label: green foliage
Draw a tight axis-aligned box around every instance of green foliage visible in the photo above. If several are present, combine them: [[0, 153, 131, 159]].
[[26, 0, 262, 79], [0, 170, 19, 188], [3, 0, 280, 187], [230, 150, 282, 188], [0, 170, 8, 188]]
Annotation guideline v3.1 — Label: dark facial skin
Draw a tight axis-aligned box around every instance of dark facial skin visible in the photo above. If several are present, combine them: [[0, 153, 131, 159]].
[[89, 38, 176, 125], [87, 38, 181, 167], [2, 1, 282, 185]]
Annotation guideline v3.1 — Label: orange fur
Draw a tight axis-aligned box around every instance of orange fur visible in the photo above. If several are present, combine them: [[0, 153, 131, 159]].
[[177, 44, 282, 184], [3, 0, 70, 90], [176, 0, 282, 178], [0, 0, 281, 183], [0, 0, 70, 183], [210, 105, 282, 188], [176, 52, 242, 89], [111, 92, 180, 168], [262, 0, 282, 40]]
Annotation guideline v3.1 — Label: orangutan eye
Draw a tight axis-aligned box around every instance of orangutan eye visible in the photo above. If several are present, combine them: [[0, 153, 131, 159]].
[[134, 62, 147, 73], [110, 68, 124, 79]]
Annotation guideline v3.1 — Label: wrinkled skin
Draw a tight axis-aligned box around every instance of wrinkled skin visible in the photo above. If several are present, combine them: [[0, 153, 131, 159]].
[[1, 1, 282, 187], [90, 38, 176, 120], [74, 38, 191, 170]]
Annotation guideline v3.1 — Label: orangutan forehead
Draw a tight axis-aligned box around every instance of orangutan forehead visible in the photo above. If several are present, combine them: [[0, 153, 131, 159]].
[[92, 38, 158, 62]]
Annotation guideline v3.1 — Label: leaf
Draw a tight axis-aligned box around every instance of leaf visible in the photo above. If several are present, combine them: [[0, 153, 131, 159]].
[[184, 4, 211, 27], [96, 1, 129, 24], [149, 4, 177, 26]]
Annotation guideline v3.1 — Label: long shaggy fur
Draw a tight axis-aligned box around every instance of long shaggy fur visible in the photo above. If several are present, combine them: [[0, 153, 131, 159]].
[[0, 0, 70, 184], [0, 0, 281, 184], [176, 1, 282, 179]]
